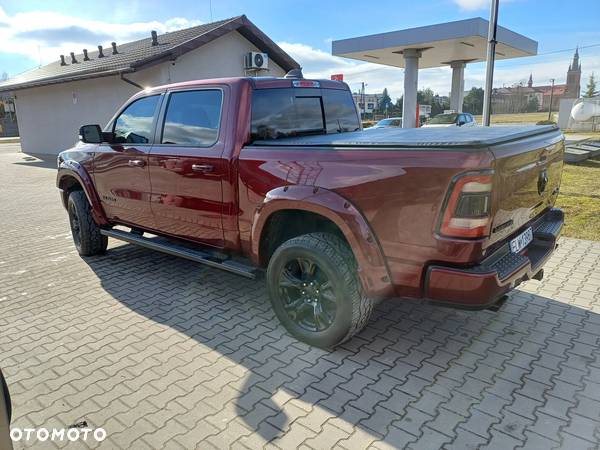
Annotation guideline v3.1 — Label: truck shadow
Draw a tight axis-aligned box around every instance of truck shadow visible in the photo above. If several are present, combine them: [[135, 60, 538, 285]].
[[84, 242, 597, 446]]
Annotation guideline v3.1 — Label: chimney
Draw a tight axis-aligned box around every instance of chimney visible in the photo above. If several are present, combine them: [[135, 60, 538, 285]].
[[98, 45, 104, 58], [83, 49, 90, 61], [59, 55, 66, 66], [70, 52, 78, 64], [151, 30, 158, 46], [111, 42, 118, 54]]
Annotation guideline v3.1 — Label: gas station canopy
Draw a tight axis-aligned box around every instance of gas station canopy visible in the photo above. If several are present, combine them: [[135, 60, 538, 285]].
[[332, 18, 537, 128], [332, 18, 537, 68]]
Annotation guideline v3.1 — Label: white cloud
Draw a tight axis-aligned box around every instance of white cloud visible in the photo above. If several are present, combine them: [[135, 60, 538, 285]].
[[0, 6, 201, 72], [452, 0, 489, 10], [451, 0, 513, 11], [1, 6, 597, 98]]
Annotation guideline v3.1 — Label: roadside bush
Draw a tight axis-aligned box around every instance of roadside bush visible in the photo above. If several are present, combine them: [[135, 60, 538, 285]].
[[536, 119, 557, 125]]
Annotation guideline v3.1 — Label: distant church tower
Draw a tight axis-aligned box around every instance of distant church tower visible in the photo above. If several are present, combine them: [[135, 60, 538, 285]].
[[527, 73, 533, 88], [565, 47, 581, 98]]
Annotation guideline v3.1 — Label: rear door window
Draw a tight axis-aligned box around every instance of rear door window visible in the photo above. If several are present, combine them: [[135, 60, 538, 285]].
[[251, 88, 324, 140], [161, 90, 222, 146], [251, 88, 359, 141], [113, 95, 160, 144]]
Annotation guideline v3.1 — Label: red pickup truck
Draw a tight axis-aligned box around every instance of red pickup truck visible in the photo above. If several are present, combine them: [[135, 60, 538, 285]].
[[57, 71, 564, 347]]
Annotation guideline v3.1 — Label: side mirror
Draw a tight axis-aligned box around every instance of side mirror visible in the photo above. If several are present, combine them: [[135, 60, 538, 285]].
[[79, 124, 103, 143], [457, 119, 466, 127]]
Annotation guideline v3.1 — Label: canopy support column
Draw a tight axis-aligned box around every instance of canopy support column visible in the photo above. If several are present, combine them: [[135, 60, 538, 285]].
[[450, 61, 466, 112], [402, 48, 422, 128]]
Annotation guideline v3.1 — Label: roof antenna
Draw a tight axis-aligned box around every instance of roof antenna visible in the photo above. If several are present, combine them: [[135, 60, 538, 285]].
[[284, 68, 304, 79]]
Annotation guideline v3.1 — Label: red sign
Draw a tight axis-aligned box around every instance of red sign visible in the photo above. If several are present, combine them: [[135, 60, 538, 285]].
[[330, 74, 344, 81]]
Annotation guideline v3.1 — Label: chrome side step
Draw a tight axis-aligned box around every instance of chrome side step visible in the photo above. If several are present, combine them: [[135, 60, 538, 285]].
[[100, 228, 258, 279]]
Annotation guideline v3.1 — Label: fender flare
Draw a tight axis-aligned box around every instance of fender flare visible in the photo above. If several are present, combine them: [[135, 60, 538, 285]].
[[56, 161, 109, 226], [251, 185, 393, 298]]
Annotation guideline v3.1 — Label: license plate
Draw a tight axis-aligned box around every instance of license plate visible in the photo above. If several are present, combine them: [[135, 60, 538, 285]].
[[510, 227, 533, 253]]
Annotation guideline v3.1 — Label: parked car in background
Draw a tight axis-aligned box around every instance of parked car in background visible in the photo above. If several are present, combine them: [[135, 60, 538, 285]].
[[424, 112, 477, 127], [0, 369, 12, 450], [57, 72, 564, 348], [368, 117, 402, 129]]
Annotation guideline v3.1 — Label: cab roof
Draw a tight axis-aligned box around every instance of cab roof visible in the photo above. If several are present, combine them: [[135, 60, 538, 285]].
[[145, 76, 351, 93]]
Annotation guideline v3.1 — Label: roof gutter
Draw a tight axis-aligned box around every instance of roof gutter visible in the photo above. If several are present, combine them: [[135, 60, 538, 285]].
[[120, 73, 144, 90], [0, 67, 136, 93]]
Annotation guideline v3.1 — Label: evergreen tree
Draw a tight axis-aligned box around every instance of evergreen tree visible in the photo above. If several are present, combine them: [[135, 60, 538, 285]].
[[584, 73, 597, 97], [526, 96, 539, 113], [378, 88, 392, 113], [463, 87, 484, 115]]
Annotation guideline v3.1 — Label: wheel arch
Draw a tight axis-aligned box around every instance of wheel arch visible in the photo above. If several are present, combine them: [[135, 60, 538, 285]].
[[57, 162, 108, 226], [251, 185, 393, 299]]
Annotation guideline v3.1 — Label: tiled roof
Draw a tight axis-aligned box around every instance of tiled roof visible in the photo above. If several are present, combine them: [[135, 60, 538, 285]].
[[0, 15, 299, 92]]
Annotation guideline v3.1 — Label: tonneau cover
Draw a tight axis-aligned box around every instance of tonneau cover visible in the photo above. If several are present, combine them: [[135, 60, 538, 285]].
[[252, 125, 560, 148]]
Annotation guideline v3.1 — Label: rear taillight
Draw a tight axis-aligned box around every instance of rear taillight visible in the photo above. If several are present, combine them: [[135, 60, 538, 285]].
[[438, 171, 493, 238]]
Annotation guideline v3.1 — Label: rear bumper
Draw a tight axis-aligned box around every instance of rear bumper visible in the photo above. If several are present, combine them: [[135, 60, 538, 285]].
[[424, 208, 563, 309]]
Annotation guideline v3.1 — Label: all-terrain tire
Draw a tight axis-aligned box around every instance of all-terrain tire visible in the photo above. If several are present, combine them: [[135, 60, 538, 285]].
[[267, 232, 373, 348], [67, 190, 108, 256]]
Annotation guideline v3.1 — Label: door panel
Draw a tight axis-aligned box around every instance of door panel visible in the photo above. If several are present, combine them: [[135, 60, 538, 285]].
[[149, 148, 226, 246], [149, 88, 226, 247], [93, 144, 154, 227], [92, 94, 161, 229]]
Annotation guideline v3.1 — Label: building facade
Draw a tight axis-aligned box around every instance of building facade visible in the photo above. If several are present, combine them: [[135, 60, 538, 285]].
[[0, 16, 298, 155], [492, 49, 581, 114], [352, 93, 383, 115]]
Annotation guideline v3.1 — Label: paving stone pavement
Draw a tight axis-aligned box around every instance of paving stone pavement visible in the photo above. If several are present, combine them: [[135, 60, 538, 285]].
[[1, 144, 600, 450]]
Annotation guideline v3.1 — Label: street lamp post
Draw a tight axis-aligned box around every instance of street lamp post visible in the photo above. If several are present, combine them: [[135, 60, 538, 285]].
[[548, 78, 555, 121], [361, 82, 366, 118], [482, 0, 500, 126]]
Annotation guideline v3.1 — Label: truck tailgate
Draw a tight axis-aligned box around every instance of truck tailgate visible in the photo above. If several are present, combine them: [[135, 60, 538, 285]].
[[487, 128, 564, 247]]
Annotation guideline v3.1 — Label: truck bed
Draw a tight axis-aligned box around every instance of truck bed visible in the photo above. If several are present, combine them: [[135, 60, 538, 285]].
[[252, 125, 560, 149]]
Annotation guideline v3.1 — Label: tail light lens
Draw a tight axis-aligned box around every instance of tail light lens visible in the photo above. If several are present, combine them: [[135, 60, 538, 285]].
[[438, 172, 493, 238]]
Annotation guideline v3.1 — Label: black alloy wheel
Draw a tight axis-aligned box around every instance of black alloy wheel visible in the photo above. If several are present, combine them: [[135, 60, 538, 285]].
[[278, 256, 337, 332]]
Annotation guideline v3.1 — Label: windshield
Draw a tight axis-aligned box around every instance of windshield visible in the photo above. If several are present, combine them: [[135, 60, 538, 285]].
[[376, 119, 393, 126], [428, 113, 458, 125]]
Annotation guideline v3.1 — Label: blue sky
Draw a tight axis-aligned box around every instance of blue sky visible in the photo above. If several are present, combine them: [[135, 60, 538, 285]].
[[0, 0, 598, 99]]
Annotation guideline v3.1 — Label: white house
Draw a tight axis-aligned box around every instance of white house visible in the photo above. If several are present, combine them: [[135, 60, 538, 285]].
[[0, 15, 298, 155]]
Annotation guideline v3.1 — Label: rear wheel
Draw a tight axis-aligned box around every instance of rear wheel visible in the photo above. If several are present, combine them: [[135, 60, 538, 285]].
[[67, 190, 108, 256], [267, 233, 373, 348]]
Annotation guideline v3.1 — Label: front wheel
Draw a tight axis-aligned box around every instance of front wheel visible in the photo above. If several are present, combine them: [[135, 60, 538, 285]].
[[266, 233, 373, 348], [67, 190, 108, 256]]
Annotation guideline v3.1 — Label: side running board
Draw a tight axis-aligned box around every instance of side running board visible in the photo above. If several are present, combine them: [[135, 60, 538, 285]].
[[100, 228, 258, 279]]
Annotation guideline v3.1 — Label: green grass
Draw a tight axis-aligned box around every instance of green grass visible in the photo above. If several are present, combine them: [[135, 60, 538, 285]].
[[473, 112, 555, 124], [555, 156, 600, 241]]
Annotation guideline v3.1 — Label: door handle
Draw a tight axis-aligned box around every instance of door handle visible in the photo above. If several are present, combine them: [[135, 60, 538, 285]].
[[191, 164, 214, 173], [128, 159, 146, 167]]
